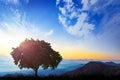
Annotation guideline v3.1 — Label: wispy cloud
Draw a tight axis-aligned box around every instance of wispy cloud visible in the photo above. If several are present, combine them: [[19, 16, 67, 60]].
[[81, 0, 89, 10], [0, 0, 19, 5], [44, 29, 54, 37], [57, 0, 96, 38], [0, 0, 29, 5], [56, 0, 60, 5], [81, 0, 97, 10], [10, 0, 19, 4], [0, 9, 41, 51], [0, 3, 52, 53]]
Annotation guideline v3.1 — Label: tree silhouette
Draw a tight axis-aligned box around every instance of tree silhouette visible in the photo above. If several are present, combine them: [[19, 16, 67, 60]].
[[11, 38, 62, 77]]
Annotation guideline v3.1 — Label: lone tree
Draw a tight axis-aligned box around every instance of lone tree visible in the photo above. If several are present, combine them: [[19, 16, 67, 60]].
[[11, 38, 62, 77]]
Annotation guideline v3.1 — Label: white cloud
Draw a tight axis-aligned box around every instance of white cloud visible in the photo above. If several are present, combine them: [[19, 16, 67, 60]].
[[64, 0, 74, 10], [58, 15, 67, 28], [81, 0, 98, 10], [57, 0, 95, 38], [56, 0, 60, 5], [44, 29, 54, 37], [81, 0, 89, 10], [67, 13, 94, 37], [59, 7, 66, 15]]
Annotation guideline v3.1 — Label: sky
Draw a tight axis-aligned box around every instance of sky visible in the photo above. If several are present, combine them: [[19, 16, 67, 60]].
[[0, 0, 120, 60]]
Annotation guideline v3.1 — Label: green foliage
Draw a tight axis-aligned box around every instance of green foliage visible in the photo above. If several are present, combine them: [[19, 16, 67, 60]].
[[11, 38, 62, 73]]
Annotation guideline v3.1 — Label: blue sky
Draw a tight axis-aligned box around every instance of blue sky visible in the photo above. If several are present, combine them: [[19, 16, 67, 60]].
[[0, 0, 120, 59]]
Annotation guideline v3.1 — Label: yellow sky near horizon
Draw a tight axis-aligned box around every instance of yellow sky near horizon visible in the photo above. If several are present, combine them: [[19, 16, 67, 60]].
[[0, 39, 119, 60], [44, 43, 118, 60], [0, 48, 119, 60], [61, 50, 119, 60]]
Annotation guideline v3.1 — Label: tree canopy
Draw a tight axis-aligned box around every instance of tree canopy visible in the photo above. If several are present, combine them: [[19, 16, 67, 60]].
[[11, 38, 62, 76]]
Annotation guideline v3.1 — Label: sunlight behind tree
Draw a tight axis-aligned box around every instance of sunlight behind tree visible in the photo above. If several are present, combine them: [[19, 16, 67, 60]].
[[10, 38, 62, 77]]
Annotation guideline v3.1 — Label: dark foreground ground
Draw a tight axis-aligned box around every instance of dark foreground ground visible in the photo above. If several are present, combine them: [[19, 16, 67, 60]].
[[0, 75, 120, 80]]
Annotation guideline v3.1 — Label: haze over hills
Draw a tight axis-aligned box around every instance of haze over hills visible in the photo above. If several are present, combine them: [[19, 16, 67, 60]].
[[0, 55, 120, 78], [64, 61, 120, 76], [0, 55, 86, 76]]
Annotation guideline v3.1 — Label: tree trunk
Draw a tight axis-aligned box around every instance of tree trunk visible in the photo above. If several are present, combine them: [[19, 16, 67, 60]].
[[35, 70, 38, 77]]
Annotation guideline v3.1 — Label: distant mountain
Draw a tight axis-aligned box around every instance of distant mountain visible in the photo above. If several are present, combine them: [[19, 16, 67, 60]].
[[64, 61, 120, 76], [105, 61, 120, 66]]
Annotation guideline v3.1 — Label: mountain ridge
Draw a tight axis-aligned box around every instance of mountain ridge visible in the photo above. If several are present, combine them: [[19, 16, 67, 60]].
[[64, 61, 120, 76]]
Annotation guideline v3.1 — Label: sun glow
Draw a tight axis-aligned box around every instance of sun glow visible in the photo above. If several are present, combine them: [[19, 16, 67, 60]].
[[0, 32, 26, 55]]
